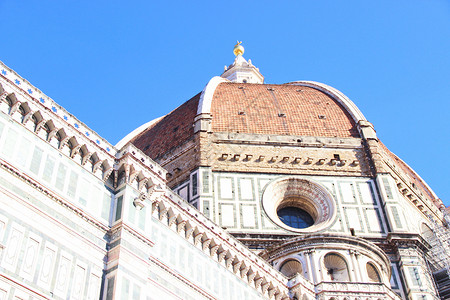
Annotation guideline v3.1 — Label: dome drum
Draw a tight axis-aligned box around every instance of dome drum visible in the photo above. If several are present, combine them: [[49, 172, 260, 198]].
[[266, 234, 391, 286]]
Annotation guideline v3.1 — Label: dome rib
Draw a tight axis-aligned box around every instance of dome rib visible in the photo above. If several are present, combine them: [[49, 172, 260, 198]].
[[197, 76, 229, 115], [287, 81, 367, 123], [116, 116, 164, 150]]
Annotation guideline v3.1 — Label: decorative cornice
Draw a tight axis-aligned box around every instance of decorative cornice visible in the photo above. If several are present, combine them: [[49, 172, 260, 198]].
[[0, 61, 115, 156], [0, 64, 168, 198], [315, 281, 401, 299], [387, 232, 429, 252], [115, 143, 167, 183]]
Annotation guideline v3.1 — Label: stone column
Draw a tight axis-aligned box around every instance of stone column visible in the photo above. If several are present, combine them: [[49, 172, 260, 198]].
[[309, 249, 322, 283], [349, 249, 362, 282], [303, 250, 314, 283]]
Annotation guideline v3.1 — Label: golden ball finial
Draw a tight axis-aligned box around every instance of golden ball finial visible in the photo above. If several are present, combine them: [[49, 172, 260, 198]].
[[233, 41, 244, 56]]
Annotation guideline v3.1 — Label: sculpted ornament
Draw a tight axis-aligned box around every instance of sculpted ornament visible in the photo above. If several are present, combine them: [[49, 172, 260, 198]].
[[133, 184, 165, 210]]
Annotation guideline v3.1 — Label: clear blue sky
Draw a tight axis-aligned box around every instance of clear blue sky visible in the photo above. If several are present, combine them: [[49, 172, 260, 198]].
[[1, 1, 449, 206]]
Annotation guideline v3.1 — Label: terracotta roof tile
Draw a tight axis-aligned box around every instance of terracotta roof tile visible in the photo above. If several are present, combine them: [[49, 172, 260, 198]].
[[130, 93, 200, 160], [210, 82, 359, 138]]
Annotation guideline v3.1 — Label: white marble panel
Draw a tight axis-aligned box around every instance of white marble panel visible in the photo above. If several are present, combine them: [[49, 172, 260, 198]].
[[1, 128, 18, 159], [2, 223, 24, 272], [340, 182, 355, 203], [0, 214, 8, 241], [365, 208, 382, 232], [20, 233, 41, 281], [38, 243, 57, 288], [241, 205, 255, 228], [239, 179, 253, 200], [344, 207, 362, 231], [54, 252, 73, 298], [71, 263, 87, 300], [87, 273, 101, 300], [15, 137, 31, 168], [359, 182, 374, 204], [42, 154, 56, 183], [220, 204, 235, 228], [0, 281, 9, 300], [90, 185, 102, 216], [78, 177, 90, 206], [220, 178, 233, 199]]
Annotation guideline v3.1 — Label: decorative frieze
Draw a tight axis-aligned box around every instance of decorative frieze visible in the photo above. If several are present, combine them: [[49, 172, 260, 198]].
[[208, 137, 370, 177], [314, 281, 401, 299]]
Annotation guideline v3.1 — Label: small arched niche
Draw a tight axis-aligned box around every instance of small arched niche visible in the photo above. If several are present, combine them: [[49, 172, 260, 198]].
[[323, 253, 350, 282], [366, 262, 381, 283], [279, 259, 303, 278]]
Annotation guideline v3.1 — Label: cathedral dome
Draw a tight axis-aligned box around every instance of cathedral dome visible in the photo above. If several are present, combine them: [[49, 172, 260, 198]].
[[116, 46, 441, 216], [120, 79, 363, 160], [119, 44, 369, 161]]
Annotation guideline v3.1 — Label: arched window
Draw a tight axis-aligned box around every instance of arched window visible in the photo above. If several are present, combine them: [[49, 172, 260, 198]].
[[279, 259, 303, 278], [366, 262, 381, 283], [323, 253, 350, 282]]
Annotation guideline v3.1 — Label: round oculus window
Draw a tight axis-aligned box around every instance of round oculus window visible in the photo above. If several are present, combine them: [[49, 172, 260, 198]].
[[277, 207, 314, 229], [262, 177, 336, 233]]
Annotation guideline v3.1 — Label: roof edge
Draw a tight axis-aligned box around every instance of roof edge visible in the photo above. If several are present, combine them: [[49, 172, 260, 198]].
[[197, 76, 229, 115], [388, 148, 439, 201], [115, 116, 164, 150]]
